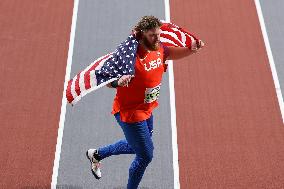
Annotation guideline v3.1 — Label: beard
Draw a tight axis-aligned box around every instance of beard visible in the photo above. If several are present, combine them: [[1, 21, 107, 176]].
[[142, 36, 160, 51]]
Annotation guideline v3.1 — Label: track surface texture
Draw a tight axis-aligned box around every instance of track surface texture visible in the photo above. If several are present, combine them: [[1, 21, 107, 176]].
[[1, 0, 284, 189], [170, 0, 284, 188], [0, 0, 74, 188]]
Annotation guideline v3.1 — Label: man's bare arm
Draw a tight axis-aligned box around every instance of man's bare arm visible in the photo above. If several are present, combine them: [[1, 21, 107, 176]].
[[166, 40, 205, 60], [166, 46, 197, 60]]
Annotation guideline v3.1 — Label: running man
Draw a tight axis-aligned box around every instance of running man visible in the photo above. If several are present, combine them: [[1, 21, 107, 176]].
[[86, 15, 204, 189]]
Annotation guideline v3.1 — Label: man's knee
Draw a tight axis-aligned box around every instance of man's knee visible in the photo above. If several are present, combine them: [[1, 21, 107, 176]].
[[140, 149, 153, 165]]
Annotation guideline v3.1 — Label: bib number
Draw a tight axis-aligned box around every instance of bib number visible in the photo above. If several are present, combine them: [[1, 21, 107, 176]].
[[144, 83, 161, 103]]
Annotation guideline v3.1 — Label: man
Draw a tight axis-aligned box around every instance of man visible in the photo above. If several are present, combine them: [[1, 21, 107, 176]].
[[86, 15, 204, 189]]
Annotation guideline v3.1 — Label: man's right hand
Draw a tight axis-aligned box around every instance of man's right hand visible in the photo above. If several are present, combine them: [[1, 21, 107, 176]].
[[118, 75, 135, 87], [197, 40, 205, 49]]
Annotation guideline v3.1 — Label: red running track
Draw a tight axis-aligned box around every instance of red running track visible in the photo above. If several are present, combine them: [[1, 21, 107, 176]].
[[170, 0, 284, 188], [0, 1, 73, 188]]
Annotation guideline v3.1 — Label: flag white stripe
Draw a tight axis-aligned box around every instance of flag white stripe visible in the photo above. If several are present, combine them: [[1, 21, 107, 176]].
[[79, 71, 86, 94], [161, 30, 184, 46], [160, 37, 179, 47], [70, 75, 78, 100]]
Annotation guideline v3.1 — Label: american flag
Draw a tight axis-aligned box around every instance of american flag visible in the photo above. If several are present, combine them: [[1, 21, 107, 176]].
[[66, 20, 200, 106]]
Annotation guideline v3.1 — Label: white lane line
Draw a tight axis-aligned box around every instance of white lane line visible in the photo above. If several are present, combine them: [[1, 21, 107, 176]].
[[254, 0, 284, 124], [51, 0, 80, 188], [164, 0, 181, 188]]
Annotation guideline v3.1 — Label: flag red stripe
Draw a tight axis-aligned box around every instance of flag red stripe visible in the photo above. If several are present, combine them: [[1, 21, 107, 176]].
[[84, 54, 111, 90], [161, 25, 182, 42], [66, 79, 74, 103], [75, 72, 81, 96], [161, 41, 178, 47], [160, 33, 183, 46]]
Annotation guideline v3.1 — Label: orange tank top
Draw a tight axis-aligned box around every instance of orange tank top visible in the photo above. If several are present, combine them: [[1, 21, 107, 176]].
[[111, 42, 168, 123]]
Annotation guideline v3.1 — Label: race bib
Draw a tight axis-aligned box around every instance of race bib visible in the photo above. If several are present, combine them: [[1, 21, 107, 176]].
[[144, 83, 161, 103]]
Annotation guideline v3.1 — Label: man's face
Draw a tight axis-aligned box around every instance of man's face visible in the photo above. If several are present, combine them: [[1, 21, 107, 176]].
[[141, 27, 161, 51]]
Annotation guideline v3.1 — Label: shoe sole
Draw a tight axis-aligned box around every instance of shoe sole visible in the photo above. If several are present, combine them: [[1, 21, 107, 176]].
[[86, 151, 101, 179]]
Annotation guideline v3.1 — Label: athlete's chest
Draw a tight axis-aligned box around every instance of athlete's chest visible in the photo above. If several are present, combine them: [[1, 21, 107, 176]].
[[117, 48, 164, 104], [134, 50, 164, 82]]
